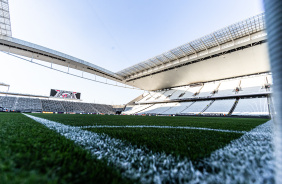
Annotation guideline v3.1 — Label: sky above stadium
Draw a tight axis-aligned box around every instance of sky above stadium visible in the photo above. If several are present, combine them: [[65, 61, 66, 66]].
[[0, 0, 264, 105]]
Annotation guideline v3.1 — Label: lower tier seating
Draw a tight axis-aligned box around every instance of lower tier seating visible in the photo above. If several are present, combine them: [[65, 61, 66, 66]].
[[41, 100, 65, 112], [0, 96, 115, 114], [125, 97, 270, 116], [203, 99, 236, 115], [232, 97, 269, 116]]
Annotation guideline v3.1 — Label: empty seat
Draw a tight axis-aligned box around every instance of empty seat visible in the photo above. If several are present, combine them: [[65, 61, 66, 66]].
[[214, 79, 240, 96], [169, 87, 188, 99], [197, 82, 220, 97], [203, 99, 236, 115], [239, 76, 267, 94], [179, 86, 202, 99], [181, 101, 212, 114], [232, 97, 269, 116], [140, 103, 177, 114], [123, 104, 152, 114], [163, 102, 193, 114]]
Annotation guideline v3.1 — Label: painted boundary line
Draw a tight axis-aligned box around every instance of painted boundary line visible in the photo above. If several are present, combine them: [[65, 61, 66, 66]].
[[24, 114, 275, 183], [80, 125, 246, 134], [199, 120, 275, 183], [24, 114, 200, 183]]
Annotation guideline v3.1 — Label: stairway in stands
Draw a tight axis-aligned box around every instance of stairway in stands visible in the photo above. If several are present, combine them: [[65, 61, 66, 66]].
[[228, 98, 240, 115]]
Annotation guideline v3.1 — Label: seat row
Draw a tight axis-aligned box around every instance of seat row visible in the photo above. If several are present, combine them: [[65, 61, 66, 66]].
[[0, 96, 115, 114], [138, 74, 272, 103], [123, 97, 270, 116]]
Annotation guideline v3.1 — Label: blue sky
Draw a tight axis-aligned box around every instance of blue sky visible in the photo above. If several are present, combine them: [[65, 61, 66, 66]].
[[0, 0, 264, 104]]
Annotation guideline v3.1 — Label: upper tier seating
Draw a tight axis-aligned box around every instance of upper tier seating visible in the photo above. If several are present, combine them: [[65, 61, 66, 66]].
[[238, 76, 266, 95], [203, 99, 236, 115], [137, 92, 150, 103], [264, 74, 273, 92], [169, 87, 188, 100], [179, 86, 202, 99], [214, 79, 240, 96], [197, 82, 220, 97], [232, 97, 269, 116], [138, 91, 161, 102], [157, 89, 176, 100]]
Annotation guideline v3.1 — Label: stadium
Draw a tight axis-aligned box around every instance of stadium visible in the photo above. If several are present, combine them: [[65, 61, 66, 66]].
[[0, 0, 281, 183]]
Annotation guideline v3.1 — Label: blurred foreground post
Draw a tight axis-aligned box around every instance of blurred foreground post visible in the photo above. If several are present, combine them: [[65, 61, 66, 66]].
[[264, 0, 282, 183]]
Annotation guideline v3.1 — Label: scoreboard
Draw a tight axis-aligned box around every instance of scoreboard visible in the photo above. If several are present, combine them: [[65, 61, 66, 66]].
[[50, 89, 81, 99]]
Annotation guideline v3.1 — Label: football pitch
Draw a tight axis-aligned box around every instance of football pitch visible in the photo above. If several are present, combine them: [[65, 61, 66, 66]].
[[0, 113, 272, 183]]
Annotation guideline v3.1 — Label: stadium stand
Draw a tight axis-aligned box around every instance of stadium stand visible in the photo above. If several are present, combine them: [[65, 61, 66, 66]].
[[168, 87, 187, 100], [239, 76, 267, 95], [179, 86, 202, 99], [214, 79, 241, 96], [157, 90, 175, 100], [91, 103, 115, 114], [181, 100, 213, 114], [60, 101, 83, 113], [139, 103, 170, 114], [202, 99, 236, 115], [13, 97, 42, 112], [41, 99, 115, 114], [163, 102, 194, 114], [232, 97, 269, 116], [41, 99, 65, 112], [0, 96, 17, 111], [122, 73, 272, 117], [100, 104, 115, 114], [197, 82, 220, 97], [138, 92, 154, 102], [123, 104, 153, 114], [77, 102, 99, 113]]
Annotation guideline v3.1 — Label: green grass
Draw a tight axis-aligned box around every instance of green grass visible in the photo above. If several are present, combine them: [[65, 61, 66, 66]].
[[30, 113, 268, 162], [85, 127, 243, 161], [0, 113, 131, 184], [32, 113, 269, 131]]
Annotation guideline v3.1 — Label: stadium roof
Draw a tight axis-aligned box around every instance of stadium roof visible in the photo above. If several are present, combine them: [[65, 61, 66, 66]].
[[117, 13, 266, 80], [0, 36, 123, 82], [0, 1, 268, 90]]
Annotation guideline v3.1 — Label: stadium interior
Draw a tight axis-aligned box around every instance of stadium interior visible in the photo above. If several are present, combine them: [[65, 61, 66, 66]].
[[0, 9, 271, 117], [1, 0, 280, 183]]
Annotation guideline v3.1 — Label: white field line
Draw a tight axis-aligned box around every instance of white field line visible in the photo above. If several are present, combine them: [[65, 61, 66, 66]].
[[80, 125, 246, 134], [199, 120, 275, 183], [24, 114, 201, 183], [24, 114, 275, 183]]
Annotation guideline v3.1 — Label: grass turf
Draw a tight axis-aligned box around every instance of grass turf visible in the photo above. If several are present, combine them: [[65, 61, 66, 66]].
[[32, 113, 269, 131], [0, 113, 131, 184], [85, 127, 243, 161], [30, 113, 267, 161]]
